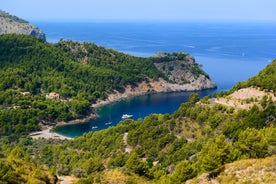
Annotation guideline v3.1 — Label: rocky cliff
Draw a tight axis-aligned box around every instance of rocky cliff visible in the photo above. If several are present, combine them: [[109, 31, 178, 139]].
[[153, 52, 216, 90], [94, 52, 217, 107], [0, 10, 45, 40]]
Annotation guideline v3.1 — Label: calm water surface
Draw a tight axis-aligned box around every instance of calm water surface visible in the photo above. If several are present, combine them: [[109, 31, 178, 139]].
[[35, 22, 276, 137], [55, 89, 216, 137]]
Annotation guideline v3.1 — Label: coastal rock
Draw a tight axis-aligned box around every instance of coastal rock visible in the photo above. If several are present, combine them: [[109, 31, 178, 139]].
[[94, 53, 216, 107], [153, 52, 216, 90], [0, 10, 46, 40], [94, 77, 215, 108]]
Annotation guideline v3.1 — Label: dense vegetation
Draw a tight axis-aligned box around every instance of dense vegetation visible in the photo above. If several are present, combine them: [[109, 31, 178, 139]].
[[0, 34, 210, 139], [1, 92, 275, 183], [0, 33, 275, 183], [233, 59, 276, 92], [0, 152, 56, 183], [0, 34, 170, 138]]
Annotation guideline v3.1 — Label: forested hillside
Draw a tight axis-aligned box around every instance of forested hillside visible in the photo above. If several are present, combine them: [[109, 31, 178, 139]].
[[1, 81, 276, 183], [0, 152, 56, 183], [0, 34, 213, 139], [233, 58, 276, 92], [0, 8, 275, 184]]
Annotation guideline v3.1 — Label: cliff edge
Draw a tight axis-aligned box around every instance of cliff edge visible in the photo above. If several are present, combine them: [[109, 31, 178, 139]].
[[153, 52, 216, 90], [94, 52, 216, 107], [0, 10, 45, 40]]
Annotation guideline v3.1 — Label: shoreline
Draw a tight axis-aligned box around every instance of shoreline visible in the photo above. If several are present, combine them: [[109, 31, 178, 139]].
[[92, 78, 217, 108], [30, 110, 99, 140], [55, 112, 99, 127], [30, 127, 72, 140], [30, 78, 216, 140]]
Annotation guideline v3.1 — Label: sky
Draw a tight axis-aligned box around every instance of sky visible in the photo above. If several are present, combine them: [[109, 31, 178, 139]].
[[0, 0, 276, 22]]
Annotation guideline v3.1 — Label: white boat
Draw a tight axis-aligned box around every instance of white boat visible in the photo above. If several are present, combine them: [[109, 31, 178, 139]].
[[91, 126, 98, 129], [105, 122, 112, 125], [122, 114, 133, 119]]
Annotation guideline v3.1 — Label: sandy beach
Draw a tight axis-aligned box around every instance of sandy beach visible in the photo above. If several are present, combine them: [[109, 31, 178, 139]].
[[29, 111, 99, 140], [30, 78, 216, 140], [30, 127, 72, 140]]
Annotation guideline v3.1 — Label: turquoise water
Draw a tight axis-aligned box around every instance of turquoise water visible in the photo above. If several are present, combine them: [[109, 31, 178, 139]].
[[36, 22, 276, 137]]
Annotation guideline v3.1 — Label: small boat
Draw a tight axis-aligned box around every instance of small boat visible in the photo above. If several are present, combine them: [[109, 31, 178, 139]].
[[105, 122, 112, 125], [91, 126, 98, 129], [122, 114, 133, 119]]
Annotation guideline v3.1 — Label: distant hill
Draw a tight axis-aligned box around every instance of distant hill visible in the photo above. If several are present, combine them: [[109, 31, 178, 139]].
[[0, 10, 45, 40]]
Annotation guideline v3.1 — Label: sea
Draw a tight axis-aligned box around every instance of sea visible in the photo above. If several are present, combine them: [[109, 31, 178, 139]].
[[34, 21, 276, 137]]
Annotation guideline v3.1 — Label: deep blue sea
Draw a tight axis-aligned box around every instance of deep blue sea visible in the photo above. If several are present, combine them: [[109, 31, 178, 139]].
[[34, 21, 276, 137]]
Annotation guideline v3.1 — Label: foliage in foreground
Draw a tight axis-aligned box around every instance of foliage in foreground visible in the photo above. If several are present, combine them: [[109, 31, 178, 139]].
[[1, 93, 275, 183], [0, 149, 56, 183], [187, 155, 276, 184], [1, 35, 276, 183]]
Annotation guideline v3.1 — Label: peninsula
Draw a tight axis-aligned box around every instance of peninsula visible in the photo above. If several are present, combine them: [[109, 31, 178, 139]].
[[0, 11, 275, 184], [0, 11, 215, 137], [0, 33, 216, 137]]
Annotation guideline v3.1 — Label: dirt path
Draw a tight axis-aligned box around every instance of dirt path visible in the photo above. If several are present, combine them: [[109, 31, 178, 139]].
[[58, 176, 77, 184], [123, 132, 133, 153]]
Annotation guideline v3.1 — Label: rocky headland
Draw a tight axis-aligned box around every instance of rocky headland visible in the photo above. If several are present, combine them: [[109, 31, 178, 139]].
[[40, 52, 216, 137], [94, 52, 217, 108], [0, 10, 45, 40], [0, 11, 217, 133]]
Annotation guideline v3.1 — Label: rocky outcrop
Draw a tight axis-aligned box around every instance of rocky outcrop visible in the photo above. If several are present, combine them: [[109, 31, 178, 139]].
[[46, 92, 61, 100], [94, 77, 216, 108], [94, 53, 216, 107], [153, 52, 216, 90], [0, 10, 45, 40]]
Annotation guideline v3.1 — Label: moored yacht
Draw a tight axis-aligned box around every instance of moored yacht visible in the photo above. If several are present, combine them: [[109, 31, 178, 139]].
[[122, 114, 133, 119]]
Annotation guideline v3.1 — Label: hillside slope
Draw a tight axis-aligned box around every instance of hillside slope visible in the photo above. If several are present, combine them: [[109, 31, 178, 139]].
[[232, 58, 276, 92], [0, 153, 56, 183], [187, 155, 276, 184], [0, 10, 45, 40], [2, 12, 276, 183], [16, 58, 274, 183], [0, 34, 215, 137], [0, 51, 275, 183]]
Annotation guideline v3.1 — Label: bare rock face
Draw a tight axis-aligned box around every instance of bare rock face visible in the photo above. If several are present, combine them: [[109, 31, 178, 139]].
[[94, 53, 217, 107], [0, 10, 46, 41], [153, 52, 217, 90]]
